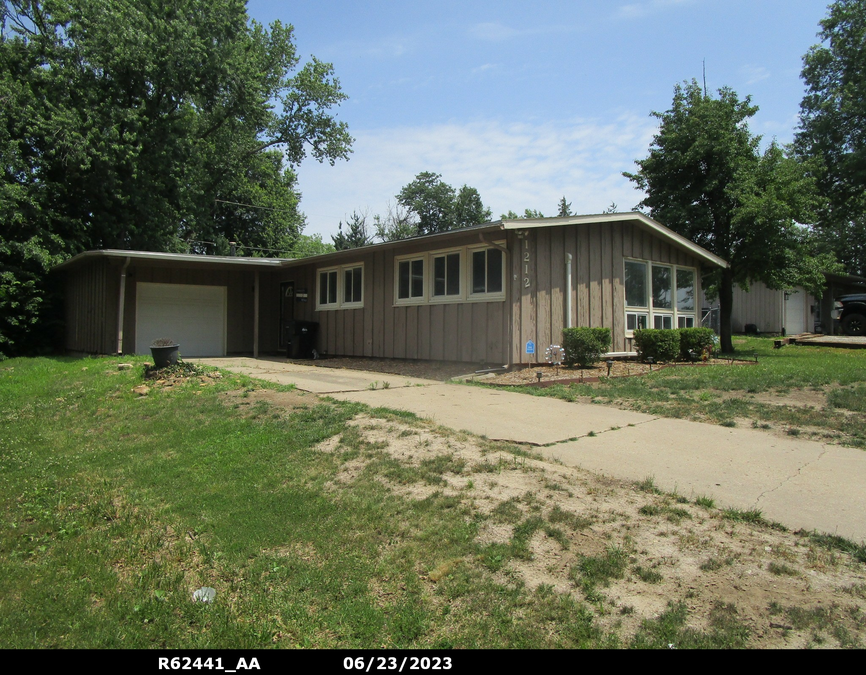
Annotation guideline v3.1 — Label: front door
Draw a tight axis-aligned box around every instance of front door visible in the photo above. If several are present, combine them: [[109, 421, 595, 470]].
[[279, 281, 295, 350]]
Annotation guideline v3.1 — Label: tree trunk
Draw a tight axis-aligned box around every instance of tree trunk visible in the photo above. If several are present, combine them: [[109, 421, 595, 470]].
[[719, 267, 734, 354]]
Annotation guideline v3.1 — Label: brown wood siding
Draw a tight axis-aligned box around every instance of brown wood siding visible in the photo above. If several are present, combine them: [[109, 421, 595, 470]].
[[63, 258, 116, 354], [271, 232, 511, 364], [511, 221, 708, 361]]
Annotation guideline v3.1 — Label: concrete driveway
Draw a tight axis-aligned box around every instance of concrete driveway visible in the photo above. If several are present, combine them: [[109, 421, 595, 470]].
[[197, 357, 866, 543]]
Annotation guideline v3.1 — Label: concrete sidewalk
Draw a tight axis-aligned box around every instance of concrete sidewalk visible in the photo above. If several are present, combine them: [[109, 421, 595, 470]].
[[194, 357, 436, 393], [201, 357, 866, 543]]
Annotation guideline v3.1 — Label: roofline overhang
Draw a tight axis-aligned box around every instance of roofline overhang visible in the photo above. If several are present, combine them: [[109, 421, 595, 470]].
[[501, 213, 728, 269], [53, 214, 728, 272], [54, 249, 291, 272], [278, 222, 505, 268]]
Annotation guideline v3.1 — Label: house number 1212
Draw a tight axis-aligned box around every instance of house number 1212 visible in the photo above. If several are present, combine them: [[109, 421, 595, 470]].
[[523, 239, 531, 288]]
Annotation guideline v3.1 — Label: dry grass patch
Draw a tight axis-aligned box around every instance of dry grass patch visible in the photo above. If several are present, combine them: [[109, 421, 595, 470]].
[[305, 410, 866, 648]]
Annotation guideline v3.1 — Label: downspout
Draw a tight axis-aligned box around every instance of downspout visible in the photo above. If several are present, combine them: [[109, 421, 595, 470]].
[[566, 253, 573, 329], [116, 257, 131, 355]]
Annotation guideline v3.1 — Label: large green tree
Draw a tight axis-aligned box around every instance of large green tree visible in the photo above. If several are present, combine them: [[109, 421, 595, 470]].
[[625, 81, 833, 352], [796, 0, 866, 275], [395, 172, 491, 237], [0, 0, 352, 355]]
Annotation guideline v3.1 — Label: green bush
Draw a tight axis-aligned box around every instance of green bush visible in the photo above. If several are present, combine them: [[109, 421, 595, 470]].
[[678, 327, 716, 361], [563, 327, 611, 367], [633, 329, 680, 362]]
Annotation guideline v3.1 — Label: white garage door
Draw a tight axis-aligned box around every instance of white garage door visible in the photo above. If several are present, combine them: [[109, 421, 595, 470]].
[[136, 282, 227, 357]]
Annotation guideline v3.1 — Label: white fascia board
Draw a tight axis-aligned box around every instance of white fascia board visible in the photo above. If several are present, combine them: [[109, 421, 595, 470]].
[[55, 249, 290, 271], [502, 214, 728, 269]]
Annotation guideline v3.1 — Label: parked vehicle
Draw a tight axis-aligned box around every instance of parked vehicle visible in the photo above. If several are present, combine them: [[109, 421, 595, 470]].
[[832, 294, 866, 336]]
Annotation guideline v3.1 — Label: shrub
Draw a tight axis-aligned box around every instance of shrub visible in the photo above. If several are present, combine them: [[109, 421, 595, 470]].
[[633, 329, 679, 362], [678, 327, 716, 360], [562, 327, 611, 367]]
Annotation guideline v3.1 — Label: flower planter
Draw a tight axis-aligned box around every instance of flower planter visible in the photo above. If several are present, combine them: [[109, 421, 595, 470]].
[[150, 344, 179, 368]]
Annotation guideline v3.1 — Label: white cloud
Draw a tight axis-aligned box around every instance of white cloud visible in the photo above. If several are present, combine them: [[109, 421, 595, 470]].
[[295, 114, 659, 239], [617, 0, 695, 20], [740, 64, 771, 85]]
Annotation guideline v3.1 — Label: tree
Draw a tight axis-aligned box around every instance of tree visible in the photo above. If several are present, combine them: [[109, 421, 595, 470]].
[[292, 233, 335, 258], [625, 80, 830, 353], [373, 202, 418, 242], [332, 211, 373, 250], [796, 0, 866, 275], [0, 0, 352, 355], [396, 172, 490, 236], [557, 197, 573, 217], [500, 209, 544, 219]]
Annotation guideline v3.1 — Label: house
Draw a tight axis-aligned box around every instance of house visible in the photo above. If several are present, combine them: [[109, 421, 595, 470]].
[[56, 213, 727, 365], [700, 272, 866, 336]]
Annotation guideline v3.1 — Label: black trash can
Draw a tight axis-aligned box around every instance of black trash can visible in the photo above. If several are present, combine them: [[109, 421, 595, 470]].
[[287, 320, 319, 359]]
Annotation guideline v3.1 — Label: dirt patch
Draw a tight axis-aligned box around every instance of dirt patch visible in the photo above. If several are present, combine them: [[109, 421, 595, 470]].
[[306, 412, 866, 648], [221, 387, 316, 414]]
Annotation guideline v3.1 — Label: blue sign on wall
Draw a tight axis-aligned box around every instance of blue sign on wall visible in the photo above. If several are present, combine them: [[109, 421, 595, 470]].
[[526, 340, 535, 355]]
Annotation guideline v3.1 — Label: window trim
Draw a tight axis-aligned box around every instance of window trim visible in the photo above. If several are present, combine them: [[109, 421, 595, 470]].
[[316, 262, 365, 310], [395, 255, 427, 305], [429, 248, 464, 302], [393, 243, 506, 307], [624, 258, 696, 336], [467, 244, 506, 300]]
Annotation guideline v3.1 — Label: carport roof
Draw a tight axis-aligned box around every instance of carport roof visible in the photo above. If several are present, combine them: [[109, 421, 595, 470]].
[[54, 249, 291, 271]]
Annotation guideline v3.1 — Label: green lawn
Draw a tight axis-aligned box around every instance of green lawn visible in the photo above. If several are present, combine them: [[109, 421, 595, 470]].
[[483, 337, 866, 448], [2, 355, 863, 649], [0, 356, 616, 649]]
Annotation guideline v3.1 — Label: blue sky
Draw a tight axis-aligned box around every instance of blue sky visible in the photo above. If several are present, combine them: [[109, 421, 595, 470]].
[[247, 0, 832, 241]]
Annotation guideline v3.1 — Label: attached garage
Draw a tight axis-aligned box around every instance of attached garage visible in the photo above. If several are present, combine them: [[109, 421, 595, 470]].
[[135, 282, 227, 357], [56, 250, 285, 357]]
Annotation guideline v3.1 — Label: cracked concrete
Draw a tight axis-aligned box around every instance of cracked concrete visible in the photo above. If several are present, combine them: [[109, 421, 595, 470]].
[[200, 357, 866, 543]]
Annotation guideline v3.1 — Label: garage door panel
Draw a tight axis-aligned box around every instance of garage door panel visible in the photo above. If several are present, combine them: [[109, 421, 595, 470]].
[[136, 282, 226, 357]]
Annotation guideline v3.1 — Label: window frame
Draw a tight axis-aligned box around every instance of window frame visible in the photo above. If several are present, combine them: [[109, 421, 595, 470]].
[[395, 255, 427, 305], [429, 248, 464, 302], [392, 243, 506, 306], [467, 244, 506, 301], [624, 258, 696, 337], [316, 262, 365, 311]]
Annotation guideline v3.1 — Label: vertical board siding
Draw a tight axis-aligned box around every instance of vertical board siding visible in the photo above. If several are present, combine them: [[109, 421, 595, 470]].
[[549, 227, 564, 346], [510, 221, 710, 363], [536, 229, 551, 351]]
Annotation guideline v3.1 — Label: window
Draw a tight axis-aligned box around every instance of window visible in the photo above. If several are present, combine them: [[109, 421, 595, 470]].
[[624, 261, 648, 308], [627, 312, 648, 331], [624, 259, 696, 335], [651, 265, 672, 309], [470, 247, 504, 296], [433, 252, 461, 298], [317, 264, 364, 310], [318, 269, 338, 307], [397, 258, 425, 302], [676, 269, 695, 312], [343, 266, 363, 306], [394, 244, 504, 305]]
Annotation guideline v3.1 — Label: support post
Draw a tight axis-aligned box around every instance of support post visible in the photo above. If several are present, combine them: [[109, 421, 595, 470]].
[[253, 270, 260, 359]]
